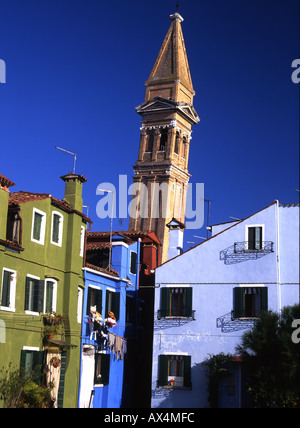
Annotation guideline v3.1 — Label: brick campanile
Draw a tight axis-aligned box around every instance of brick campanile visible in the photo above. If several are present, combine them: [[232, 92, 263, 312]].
[[129, 12, 200, 263]]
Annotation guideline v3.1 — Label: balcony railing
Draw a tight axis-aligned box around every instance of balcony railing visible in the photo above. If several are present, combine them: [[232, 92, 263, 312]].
[[157, 310, 196, 321], [233, 241, 274, 254]]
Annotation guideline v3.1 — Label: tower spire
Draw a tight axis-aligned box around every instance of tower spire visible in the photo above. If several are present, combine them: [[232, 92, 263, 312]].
[[129, 13, 199, 263]]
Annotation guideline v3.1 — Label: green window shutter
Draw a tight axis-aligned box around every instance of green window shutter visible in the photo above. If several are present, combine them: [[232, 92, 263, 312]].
[[158, 355, 169, 387], [33, 280, 44, 313], [24, 277, 31, 311], [234, 287, 244, 318], [130, 252, 137, 274], [32, 351, 44, 385], [160, 288, 171, 317], [1, 270, 11, 307], [183, 355, 192, 388], [45, 281, 54, 313], [248, 227, 255, 250], [33, 212, 42, 241], [20, 350, 27, 375], [184, 288, 193, 317], [260, 287, 268, 312], [52, 214, 60, 243], [57, 351, 66, 408]]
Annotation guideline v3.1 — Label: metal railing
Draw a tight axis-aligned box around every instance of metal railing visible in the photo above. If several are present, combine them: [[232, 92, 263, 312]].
[[233, 241, 274, 254]]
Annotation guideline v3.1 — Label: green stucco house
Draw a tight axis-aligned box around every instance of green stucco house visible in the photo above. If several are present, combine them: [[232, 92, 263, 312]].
[[0, 172, 91, 408]]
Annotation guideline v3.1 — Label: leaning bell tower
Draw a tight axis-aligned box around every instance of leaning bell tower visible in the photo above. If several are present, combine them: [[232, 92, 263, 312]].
[[129, 12, 200, 263]]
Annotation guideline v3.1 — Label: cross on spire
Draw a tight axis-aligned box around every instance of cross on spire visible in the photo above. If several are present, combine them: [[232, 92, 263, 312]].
[[176, 1, 180, 12]]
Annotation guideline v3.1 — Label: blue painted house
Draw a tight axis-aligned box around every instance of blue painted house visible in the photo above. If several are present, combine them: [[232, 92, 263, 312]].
[[78, 233, 140, 408], [151, 200, 299, 408]]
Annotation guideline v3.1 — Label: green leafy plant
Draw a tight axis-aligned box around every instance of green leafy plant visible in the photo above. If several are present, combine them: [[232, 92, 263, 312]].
[[203, 353, 234, 408], [0, 363, 53, 408]]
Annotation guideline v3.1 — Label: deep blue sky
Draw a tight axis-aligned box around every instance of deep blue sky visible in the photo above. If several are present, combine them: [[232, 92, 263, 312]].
[[0, 0, 299, 251]]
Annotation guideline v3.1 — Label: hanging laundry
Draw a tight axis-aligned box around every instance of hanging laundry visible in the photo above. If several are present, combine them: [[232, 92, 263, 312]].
[[114, 335, 123, 361], [107, 332, 127, 360], [121, 339, 127, 360], [108, 332, 116, 352]]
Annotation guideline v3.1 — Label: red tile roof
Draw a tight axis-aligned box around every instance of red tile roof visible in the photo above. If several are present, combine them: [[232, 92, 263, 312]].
[[9, 191, 91, 223], [84, 262, 119, 278], [0, 174, 16, 189]]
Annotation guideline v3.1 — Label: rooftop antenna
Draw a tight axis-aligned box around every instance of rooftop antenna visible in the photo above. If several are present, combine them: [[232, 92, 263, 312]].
[[197, 197, 212, 238], [55, 146, 77, 174]]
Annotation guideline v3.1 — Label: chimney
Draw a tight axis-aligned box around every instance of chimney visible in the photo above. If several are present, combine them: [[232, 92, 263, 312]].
[[60, 172, 87, 212], [0, 174, 16, 240], [166, 218, 185, 260]]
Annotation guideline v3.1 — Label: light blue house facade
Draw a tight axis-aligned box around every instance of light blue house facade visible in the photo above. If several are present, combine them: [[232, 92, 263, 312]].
[[151, 200, 299, 408], [78, 234, 140, 408]]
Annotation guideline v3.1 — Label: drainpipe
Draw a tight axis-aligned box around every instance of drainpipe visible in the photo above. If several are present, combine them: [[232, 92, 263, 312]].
[[275, 200, 281, 313]]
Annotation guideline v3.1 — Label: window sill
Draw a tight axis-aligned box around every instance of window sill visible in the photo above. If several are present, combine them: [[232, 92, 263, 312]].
[[25, 310, 40, 316], [31, 239, 45, 246], [0, 306, 15, 313]]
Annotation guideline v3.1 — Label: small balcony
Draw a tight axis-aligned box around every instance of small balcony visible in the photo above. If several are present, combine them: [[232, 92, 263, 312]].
[[233, 241, 274, 254], [157, 309, 196, 321], [220, 241, 274, 265]]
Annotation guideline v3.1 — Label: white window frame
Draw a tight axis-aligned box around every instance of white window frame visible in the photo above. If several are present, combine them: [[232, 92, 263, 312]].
[[25, 274, 41, 316], [0, 268, 17, 312], [50, 211, 64, 247], [245, 224, 265, 245], [31, 208, 46, 245], [77, 287, 83, 323], [80, 225, 86, 257], [43, 278, 58, 314]]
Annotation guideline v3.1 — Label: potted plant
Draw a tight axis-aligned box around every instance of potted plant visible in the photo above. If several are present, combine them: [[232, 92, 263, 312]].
[[42, 313, 65, 327], [43, 325, 61, 341]]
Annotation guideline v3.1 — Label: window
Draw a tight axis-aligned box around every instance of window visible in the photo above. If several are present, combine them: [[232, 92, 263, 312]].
[[51, 211, 63, 247], [20, 348, 44, 383], [159, 129, 168, 152], [160, 287, 193, 318], [233, 286, 268, 319], [182, 137, 188, 159], [145, 132, 154, 153], [80, 226, 86, 257], [6, 209, 21, 244], [246, 225, 263, 251], [174, 132, 180, 155], [158, 354, 191, 388], [130, 251, 137, 275], [25, 276, 44, 314], [31, 208, 46, 245], [0, 269, 16, 311], [44, 279, 57, 313], [105, 289, 120, 320], [86, 286, 102, 315], [94, 352, 110, 386]]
